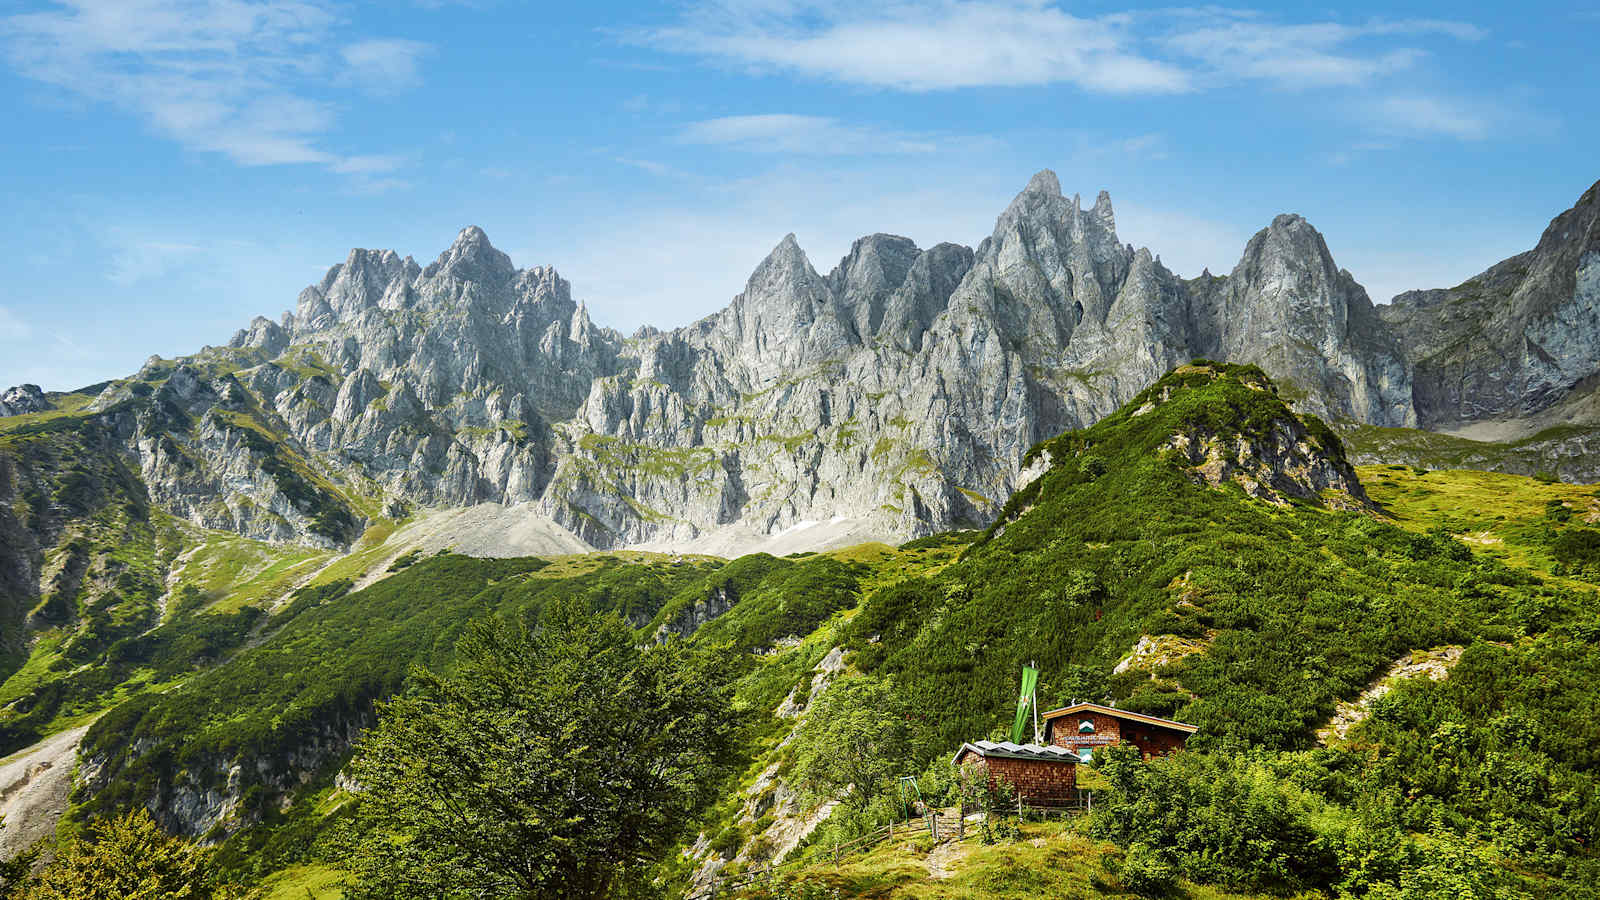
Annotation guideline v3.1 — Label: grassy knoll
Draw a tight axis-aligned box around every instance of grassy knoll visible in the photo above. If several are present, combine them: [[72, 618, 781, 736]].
[[732, 820, 1289, 899], [1361, 464, 1600, 574]]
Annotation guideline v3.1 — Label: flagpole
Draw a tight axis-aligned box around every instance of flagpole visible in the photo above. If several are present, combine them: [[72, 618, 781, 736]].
[[1031, 659, 1042, 744]]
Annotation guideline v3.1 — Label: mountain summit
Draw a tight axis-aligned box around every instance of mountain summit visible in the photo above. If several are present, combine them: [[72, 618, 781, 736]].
[[3, 173, 1600, 564]]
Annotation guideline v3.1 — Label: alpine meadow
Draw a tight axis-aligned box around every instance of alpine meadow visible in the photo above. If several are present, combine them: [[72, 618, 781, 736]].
[[2, 2, 1599, 897]]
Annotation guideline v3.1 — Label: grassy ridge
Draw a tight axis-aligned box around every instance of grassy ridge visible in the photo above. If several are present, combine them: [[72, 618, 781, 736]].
[[848, 364, 1517, 749], [776, 364, 1600, 895]]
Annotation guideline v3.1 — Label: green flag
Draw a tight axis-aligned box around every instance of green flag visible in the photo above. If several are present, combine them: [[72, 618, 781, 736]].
[[1010, 665, 1040, 744]]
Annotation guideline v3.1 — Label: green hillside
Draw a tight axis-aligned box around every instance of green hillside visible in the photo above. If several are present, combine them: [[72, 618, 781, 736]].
[[718, 363, 1600, 897], [19, 363, 1600, 898]]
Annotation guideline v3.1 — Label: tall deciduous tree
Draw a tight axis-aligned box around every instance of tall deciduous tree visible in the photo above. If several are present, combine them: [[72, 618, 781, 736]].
[[791, 676, 913, 810], [343, 597, 739, 899]]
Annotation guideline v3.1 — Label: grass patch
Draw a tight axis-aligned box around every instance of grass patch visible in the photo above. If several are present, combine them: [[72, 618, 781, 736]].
[[253, 863, 346, 899], [754, 820, 1277, 899], [1359, 464, 1600, 574]]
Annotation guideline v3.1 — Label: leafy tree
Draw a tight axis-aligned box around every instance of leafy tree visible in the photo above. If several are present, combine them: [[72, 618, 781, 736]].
[[791, 676, 913, 811], [22, 809, 213, 899], [342, 597, 739, 899]]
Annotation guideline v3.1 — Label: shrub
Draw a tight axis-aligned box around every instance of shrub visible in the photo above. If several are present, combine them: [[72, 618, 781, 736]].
[[1114, 843, 1179, 897], [1091, 746, 1339, 892]]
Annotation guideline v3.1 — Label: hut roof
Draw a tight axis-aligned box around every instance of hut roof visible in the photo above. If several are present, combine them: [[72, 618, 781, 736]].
[[1039, 701, 1198, 734], [951, 740, 1080, 766]]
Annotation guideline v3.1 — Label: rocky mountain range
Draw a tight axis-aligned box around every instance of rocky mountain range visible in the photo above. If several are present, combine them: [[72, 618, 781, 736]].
[[1380, 180, 1600, 430], [4, 171, 1599, 561]]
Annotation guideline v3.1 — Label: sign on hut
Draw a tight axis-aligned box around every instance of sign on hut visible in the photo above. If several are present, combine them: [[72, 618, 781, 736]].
[[1040, 701, 1196, 761]]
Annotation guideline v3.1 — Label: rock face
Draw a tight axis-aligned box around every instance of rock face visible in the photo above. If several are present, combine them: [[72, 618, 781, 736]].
[[537, 173, 1411, 547], [8, 173, 1600, 556], [0, 385, 50, 417], [1190, 215, 1415, 427], [74, 712, 372, 839], [1381, 180, 1600, 428], [1164, 406, 1372, 509]]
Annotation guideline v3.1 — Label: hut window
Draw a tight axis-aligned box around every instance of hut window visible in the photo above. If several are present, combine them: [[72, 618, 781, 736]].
[[1077, 748, 1093, 763], [1078, 719, 1095, 734]]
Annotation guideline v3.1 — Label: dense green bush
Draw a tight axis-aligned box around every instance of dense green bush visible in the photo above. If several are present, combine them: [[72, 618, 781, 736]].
[[1110, 843, 1179, 897], [1091, 746, 1340, 892]]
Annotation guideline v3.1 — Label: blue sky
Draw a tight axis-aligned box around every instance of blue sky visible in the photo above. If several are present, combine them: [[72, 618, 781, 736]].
[[1, 0, 1596, 391]]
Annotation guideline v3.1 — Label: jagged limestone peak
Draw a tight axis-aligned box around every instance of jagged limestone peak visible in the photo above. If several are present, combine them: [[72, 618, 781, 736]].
[[828, 233, 921, 338], [34, 169, 1600, 560], [424, 225, 516, 283], [1092, 189, 1116, 232], [1023, 168, 1061, 196]]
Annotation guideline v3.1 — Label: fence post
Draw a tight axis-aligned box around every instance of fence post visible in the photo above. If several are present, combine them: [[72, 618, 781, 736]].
[[958, 802, 965, 839], [1018, 793, 1024, 821]]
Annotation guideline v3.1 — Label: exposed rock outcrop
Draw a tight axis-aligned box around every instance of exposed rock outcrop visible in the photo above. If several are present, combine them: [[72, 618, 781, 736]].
[[0, 385, 50, 417], [1165, 413, 1371, 509], [1318, 646, 1464, 744], [654, 584, 737, 641]]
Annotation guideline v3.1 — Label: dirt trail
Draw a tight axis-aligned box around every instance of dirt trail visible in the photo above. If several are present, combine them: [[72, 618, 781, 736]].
[[0, 725, 91, 860], [1319, 646, 1462, 743], [925, 839, 968, 879]]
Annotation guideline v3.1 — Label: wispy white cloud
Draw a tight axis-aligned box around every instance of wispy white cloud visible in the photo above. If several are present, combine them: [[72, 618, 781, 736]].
[[621, 93, 683, 116], [629, 3, 1485, 96], [678, 114, 965, 155], [1321, 140, 1392, 167], [1161, 13, 1485, 89], [2, 1, 430, 169], [630, 1, 1191, 93], [1361, 94, 1497, 141], [1113, 132, 1168, 160], [615, 156, 684, 176], [107, 237, 204, 286], [331, 154, 407, 175], [340, 176, 413, 196], [341, 38, 431, 94]]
